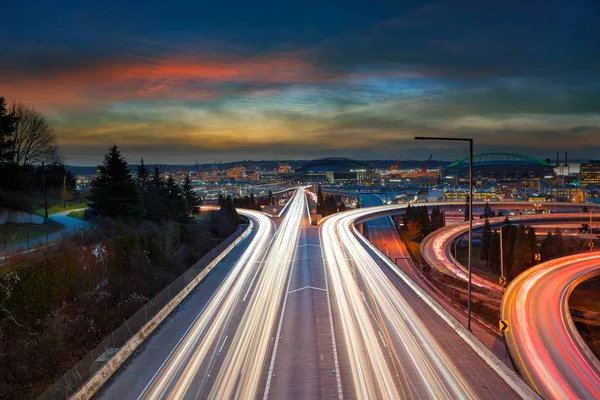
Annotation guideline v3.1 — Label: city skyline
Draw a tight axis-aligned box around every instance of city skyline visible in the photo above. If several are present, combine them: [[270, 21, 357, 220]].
[[3, 1, 600, 164]]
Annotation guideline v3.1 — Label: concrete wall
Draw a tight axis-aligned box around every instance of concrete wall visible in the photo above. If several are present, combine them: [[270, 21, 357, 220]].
[[0, 208, 44, 225]]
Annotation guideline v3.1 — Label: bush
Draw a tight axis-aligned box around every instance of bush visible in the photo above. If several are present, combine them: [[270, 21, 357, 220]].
[[0, 189, 34, 213]]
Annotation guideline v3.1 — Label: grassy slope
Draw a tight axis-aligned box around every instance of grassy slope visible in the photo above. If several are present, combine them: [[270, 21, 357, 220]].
[[66, 209, 87, 220], [0, 220, 64, 247]]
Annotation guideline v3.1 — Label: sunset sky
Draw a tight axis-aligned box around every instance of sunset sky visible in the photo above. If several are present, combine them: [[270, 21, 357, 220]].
[[2, 1, 599, 165]]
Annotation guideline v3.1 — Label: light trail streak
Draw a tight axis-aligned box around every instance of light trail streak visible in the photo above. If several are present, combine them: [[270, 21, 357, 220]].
[[138, 208, 275, 399], [322, 208, 478, 399], [421, 213, 594, 291], [209, 188, 306, 399], [502, 252, 600, 400]]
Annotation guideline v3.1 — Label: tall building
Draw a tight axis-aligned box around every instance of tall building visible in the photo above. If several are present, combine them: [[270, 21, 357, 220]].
[[580, 161, 600, 188]]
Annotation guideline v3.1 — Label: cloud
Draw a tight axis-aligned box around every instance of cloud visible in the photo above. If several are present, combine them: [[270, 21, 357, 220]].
[[0, 48, 331, 112]]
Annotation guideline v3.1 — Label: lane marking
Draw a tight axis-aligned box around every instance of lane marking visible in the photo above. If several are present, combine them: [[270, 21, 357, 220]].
[[136, 218, 257, 400], [263, 196, 303, 400], [218, 335, 228, 353], [287, 285, 327, 294], [319, 229, 344, 400]]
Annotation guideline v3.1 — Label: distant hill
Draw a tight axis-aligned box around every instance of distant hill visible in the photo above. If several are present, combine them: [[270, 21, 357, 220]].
[[66, 159, 451, 176]]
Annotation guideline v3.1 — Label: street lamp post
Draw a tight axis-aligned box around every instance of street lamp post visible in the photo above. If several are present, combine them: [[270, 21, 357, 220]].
[[415, 136, 474, 330]]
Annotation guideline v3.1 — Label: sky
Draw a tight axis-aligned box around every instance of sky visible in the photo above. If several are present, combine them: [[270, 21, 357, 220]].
[[2, 0, 599, 165]]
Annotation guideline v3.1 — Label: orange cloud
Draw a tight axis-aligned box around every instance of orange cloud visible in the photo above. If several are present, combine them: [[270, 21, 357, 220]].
[[0, 51, 323, 112]]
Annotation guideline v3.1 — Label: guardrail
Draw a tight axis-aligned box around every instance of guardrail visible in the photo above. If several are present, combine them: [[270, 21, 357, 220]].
[[39, 223, 251, 399], [1, 217, 101, 261]]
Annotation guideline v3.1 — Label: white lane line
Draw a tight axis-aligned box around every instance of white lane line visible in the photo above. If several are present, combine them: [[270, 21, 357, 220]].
[[297, 244, 321, 248], [320, 229, 344, 400], [263, 216, 302, 400], [287, 285, 327, 294], [136, 218, 256, 400], [218, 335, 228, 353], [305, 191, 311, 223], [377, 330, 388, 348]]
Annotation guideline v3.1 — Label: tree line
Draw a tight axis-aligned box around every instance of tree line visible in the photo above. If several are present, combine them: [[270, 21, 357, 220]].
[[218, 193, 262, 211], [479, 217, 588, 280], [0, 96, 75, 211], [89, 146, 200, 223], [404, 204, 446, 240], [316, 185, 346, 217]]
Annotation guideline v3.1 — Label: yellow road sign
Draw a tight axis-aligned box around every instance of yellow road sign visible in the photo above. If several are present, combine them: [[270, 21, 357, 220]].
[[499, 276, 507, 286], [499, 320, 509, 332], [534, 253, 541, 261]]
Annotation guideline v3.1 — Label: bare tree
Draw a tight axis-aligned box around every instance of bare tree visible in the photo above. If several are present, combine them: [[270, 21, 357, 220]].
[[10, 102, 60, 165]]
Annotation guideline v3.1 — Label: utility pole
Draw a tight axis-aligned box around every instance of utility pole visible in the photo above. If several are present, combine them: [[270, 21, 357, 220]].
[[500, 226, 504, 293], [42, 161, 48, 219], [63, 174, 66, 208], [415, 136, 474, 330]]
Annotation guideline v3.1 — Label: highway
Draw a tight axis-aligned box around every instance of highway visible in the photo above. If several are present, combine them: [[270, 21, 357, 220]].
[[262, 188, 341, 399], [502, 252, 600, 400], [95, 193, 542, 399], [96, 203, 283, 398], [321, 200, 533, 399], [420, 213, 595, 291]]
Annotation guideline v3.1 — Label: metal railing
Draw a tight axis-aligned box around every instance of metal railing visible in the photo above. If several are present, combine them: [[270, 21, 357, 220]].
[[1, 216, 102, 260], [39, 224, 248, 399]]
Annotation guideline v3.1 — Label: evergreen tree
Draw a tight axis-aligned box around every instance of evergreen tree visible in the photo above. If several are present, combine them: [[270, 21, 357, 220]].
[[338, 202, 347, 212], [89, 145, 141, 218], [431, 206, 445, 230], [420, 206, 430, 234], [512, 225, 533, 279], [143, 165, 169, 222], [182, 174, 200, 214], [480, 218, 491, 264], [483, 202, 495, 218], [151, 164, 163, 187], [404, 204, 413, 225], [317, 185, 325, 215], [324, 195, 338, 216], [267, 190, 275, 206], [165, 176, 188, 222], [503, 224, 518, 273], [0, 97, 16, 165], [136, 158, 150, 193], [211, 195, 240, 237], [527, 226, 538, 257], [553, 228, 568, 257], [540, 232, 555, 261], [488, 230, 501, 272]]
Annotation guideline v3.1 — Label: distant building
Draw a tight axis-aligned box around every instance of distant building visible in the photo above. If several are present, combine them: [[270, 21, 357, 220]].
[[546, 185, 585, 202], [444, 152, 555, 185], [580, 161, 600, 188], [294, 158, 371, 183], [443, 187, 501, 201], [526, 193, 554, 202]]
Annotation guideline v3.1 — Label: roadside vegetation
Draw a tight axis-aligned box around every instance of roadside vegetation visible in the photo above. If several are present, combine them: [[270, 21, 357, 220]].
[[0, 143, 242, 398], [316, 185, 347, 216], [65, 209, 87, 220], [0, 220, 64, 247]]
